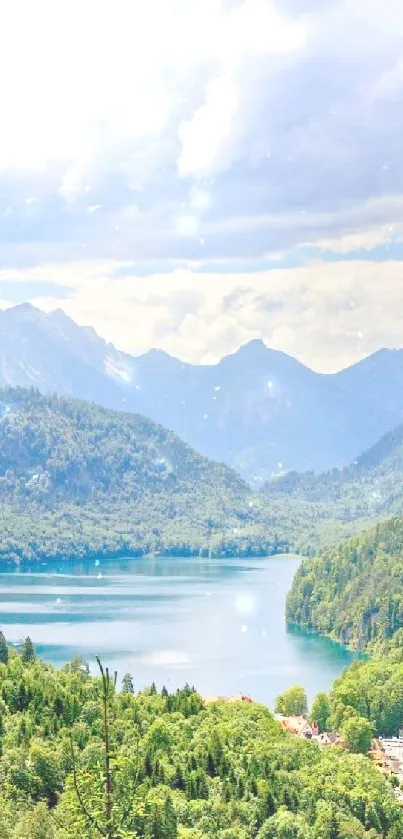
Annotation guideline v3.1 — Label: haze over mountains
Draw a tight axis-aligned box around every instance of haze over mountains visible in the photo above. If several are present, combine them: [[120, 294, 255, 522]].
[[1, 303, 403, 482], [264, 417, 403, 549]]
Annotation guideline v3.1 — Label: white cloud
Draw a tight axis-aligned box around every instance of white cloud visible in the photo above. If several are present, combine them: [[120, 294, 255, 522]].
[[2, 256, 403, 372], [0, 0, 186, 193], [0, 0, 402, 375], [178, 73, 239, 178], [299, 223, 403, 254], [177, 0, 306, 177], [0, 0, 305, 194], [0, 0, 400, 265]]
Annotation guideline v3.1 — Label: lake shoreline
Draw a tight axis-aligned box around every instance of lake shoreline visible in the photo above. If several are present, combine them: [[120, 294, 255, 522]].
[[286, 621, 370, 660], [0, 553, 364, 706], [0, 546, 294, 569]]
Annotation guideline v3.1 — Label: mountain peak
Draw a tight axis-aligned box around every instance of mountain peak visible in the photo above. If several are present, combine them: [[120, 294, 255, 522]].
[[238, 338, 268, 354], [222, 339, 269, 364], [221, 339, 310, 374], [139, 347, 185, 371], [50, 307, 74, 321], [6, 302, 41, 317]]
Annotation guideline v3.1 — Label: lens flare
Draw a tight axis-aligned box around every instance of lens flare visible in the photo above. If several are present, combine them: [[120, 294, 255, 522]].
[[235, 594, 255, 615]]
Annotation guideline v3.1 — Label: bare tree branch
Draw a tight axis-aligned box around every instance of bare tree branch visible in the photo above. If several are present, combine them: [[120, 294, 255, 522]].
[[70, 736, 107, 837]]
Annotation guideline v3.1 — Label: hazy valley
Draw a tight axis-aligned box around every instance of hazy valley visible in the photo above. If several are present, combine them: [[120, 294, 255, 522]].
[[3, 303, 403, 482]]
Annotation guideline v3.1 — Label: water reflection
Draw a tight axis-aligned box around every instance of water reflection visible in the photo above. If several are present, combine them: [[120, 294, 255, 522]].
[[0, 555, 364, 707]]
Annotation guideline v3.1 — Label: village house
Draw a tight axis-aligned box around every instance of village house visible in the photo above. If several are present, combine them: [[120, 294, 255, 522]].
[[376, 737, 403, 783], [369, 739, 403, 804], [276, 715, 319, 739], [314, 731, 341, 746], [275, 715, 343, 746]]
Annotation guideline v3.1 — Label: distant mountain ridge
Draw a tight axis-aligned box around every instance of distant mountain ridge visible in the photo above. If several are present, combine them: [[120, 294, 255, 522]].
[[266, 417, 403, 510], [1, 303, 403, 481], [260, 416, 403, 556]]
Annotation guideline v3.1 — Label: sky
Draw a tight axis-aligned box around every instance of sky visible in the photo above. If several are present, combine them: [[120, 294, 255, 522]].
[[0, 0, 403, 371]]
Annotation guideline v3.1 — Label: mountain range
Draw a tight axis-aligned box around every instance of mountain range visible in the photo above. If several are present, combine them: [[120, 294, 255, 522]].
[[2, 303, 403, 482]]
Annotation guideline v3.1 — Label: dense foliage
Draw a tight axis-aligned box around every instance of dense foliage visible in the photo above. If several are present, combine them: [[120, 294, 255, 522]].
[[285, 505, 403, 742], [0, 641, 402, 838], [3, 385, 400, 566], [3, 385, 403, 564], [274, 686, 308, 716], [326, 648, 403, 738], [0, 388, 291, 563], [286, 516, 403, 650]]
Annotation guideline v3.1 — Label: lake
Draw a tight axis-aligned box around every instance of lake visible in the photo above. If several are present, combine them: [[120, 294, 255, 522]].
[[0, 554, 363, 707]]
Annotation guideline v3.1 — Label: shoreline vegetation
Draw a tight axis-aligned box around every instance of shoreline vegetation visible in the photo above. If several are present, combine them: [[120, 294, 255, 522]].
[[0, 548, 295, 570], [0, 638, 402, 838], [0, 533, 290, 566], [286, 515, 403, 803], [286, 517, 403, 653]]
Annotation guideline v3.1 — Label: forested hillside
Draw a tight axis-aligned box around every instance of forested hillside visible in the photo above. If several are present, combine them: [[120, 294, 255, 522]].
[[2, 385, 403, 564], [328, 648, 403, 738], [3, 384, 403, 563], [286, 516, 403, 650], [262, 419, 403, 553], [0, 641, 401, 838], [0, 388, 290, 563], [267, 417, 403, 510]]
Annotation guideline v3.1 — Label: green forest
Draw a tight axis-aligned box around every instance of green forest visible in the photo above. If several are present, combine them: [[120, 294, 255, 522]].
[[3, 386, 403, 564], [0, 388, 292, 562], [2, 385, 403, 566], [285, 510, 403, 747], [0, 637, 402, 839], [286, 516, 403, 651], [328, 649, 403, 738]]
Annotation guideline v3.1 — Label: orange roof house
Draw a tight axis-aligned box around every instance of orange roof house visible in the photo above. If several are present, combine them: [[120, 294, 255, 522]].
[[277, 715, 318, 739]]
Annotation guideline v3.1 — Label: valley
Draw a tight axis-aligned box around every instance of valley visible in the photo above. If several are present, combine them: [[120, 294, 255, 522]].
[[0, 361, 403, 836], [2, 303, 403, 482]]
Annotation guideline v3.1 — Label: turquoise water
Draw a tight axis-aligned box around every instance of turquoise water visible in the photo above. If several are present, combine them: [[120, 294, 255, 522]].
[[0, 554, 363, 707]]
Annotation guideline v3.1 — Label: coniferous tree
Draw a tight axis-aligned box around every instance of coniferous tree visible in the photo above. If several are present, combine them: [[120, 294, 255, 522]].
[[122, 672, 134, 694], [0, 630, 8, 664], [145, 792, 177, 839], [21, 636, 36, 664]]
